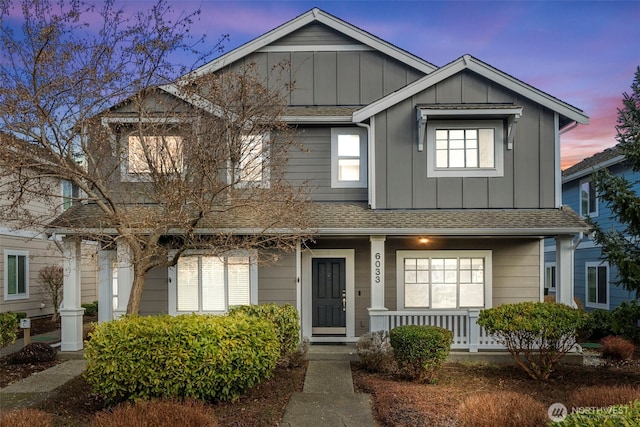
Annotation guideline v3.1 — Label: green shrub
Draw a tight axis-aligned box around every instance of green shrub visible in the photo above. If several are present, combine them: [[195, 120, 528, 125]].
[[82, 301, 99, 317], [228, 304, 299, 365], [590, 309, 614, 339], [610, 301, 640, 342], [92, 399, 219, 427], [389, 325, 452, 383], [356, 331, 395, 373], [456, 391, 547, 427], [552, 400, 640, 426], [84, 314, 280, 403], [0, 312, 19, 348], [478, 302, 589, 380]]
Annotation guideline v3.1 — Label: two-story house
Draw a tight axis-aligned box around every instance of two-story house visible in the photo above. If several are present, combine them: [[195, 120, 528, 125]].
[[545, 145, 637, 311], [50, 8, 589, 351]]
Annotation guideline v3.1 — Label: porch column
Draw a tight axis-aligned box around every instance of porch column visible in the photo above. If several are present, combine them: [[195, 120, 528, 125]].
[[60, 238, 84, 351], [368, 235, 388, 331], [97, 249, 116, 322], [555, 235, 575, 307], [113, 240, 133, 319]]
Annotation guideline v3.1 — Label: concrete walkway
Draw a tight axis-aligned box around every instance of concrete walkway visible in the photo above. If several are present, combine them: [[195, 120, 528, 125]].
[[0, 329, 86, 409], [280, 345, 376, 427]]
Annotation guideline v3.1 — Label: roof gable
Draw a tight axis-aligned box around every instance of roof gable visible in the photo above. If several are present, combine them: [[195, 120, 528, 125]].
[[353, 54, 589, 126], [188, 8, 437, 77], [562, 144, 624, 182]]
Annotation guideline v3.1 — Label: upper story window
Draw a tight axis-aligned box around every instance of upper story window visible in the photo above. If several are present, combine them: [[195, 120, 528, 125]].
[[580, 179, 598, 217], [127, 135, 183, 175], [331, 128, 367, 188], [427, 120, 504, 178], [4, 250, 29, 300], [232, 133, 269, 188], [62, 180, 79, 210]]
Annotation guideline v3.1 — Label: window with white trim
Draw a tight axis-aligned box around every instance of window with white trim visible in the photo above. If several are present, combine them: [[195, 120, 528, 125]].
[[232, 133, 270, 187], [331, 128, 367, 188], [580, 180, 598, 217], [4, 250, 29, 300], [544, 263, 556, 293], [586, 262, 608, 309], [169, 253, 257, 314], [397, 250, 492, 310], [427, 120, 504, 178], [127, 135, 183, 175], [62, 180, 79, 210]]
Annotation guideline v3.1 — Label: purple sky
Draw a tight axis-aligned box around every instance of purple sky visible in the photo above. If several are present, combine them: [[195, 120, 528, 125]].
[[5, 1, 639, 169]]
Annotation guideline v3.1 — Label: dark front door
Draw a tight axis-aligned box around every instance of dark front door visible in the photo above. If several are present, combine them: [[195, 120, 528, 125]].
[[312, 258, 346, 335]]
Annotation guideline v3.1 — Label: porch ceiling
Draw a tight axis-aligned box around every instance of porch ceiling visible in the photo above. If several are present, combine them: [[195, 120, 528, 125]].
[[48, 202, 587, 237]]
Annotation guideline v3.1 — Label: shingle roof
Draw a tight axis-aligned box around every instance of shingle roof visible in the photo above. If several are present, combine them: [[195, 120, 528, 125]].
[[49, 202, 587, 236], [562, 144, 623, 178]]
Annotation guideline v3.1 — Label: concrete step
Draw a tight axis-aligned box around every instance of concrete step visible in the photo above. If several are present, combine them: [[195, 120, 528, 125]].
[[303, 361, 353, 394]]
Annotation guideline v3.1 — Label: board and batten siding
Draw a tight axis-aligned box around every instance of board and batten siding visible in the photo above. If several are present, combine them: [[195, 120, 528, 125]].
[[225, 23, 425, 107], [286, 126, 367, 201], [374, 70, 558, 209]]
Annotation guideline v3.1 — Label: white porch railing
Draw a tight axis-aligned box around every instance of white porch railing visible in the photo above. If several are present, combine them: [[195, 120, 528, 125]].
[[369, 308, 503, 352]]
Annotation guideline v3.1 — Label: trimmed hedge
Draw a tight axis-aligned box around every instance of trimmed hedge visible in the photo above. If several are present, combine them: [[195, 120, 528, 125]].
[[0, 312, 18, 348], [389, 325, 452, 383], [478, 302, 589, 380], [228, 303, 299, 364], [84, 314, 279, 403]]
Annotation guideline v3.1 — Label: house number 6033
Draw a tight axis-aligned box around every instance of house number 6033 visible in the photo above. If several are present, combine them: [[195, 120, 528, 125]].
[[374, 252, 382, 283]]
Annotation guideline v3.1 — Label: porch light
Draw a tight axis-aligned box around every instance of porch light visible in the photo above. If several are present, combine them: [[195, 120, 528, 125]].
[[418, 237, 429, 244]]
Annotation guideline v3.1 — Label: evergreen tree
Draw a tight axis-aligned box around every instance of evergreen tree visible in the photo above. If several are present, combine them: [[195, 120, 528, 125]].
[[587, 66, 640, 295]]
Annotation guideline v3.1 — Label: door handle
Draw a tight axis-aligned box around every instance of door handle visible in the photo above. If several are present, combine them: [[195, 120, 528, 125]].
[[342, 289, 346, 312]]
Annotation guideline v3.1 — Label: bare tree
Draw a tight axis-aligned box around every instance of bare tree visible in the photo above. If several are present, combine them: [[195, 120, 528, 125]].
[[37, 266, 64, 322], [0, 0, 310, 314]]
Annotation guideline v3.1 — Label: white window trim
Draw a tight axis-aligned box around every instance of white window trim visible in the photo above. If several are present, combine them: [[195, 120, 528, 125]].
[[167, 250, 258, 315], [585, 261, 609, 310], [4, 249, 29, 301], [121, 134, 184, 183], [426, 120, 504, 178], [331, 127, 368, 188], [396, 250, 492, 310], [545, 262, 557, 292], [579, 179, 599, 217], [230, 133, 271, 189]]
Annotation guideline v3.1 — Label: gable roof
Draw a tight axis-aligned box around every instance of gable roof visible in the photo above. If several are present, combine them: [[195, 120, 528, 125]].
[[562, 144, 624, 182], [352, 54, 589, 127], [187, 8, 437, 77]]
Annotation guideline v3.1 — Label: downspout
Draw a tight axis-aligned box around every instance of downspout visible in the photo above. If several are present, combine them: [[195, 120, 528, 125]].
[[356, 120, 374, 209]]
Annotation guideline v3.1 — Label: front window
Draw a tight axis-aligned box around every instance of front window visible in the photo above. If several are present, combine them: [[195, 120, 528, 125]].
[[128, 135, 183, 175], [580, 180, 598, 217], [545, 263, 556, 293], [170, 254, 256, 314], [427, 120, 503, 178], [4, 250, 29, 300], [397, 250, 492, 310], [331, 128, 367, 188], [586, 262, 608, 309]]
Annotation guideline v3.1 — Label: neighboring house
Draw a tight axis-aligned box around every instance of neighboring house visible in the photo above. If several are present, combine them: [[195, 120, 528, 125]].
[[545, 145, 638, 311], [0, 178, 98, 319], [50, 8, 589, 351]]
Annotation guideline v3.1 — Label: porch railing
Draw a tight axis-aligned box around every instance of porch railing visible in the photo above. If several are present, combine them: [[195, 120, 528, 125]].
[[369, 308, 503, 352]]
